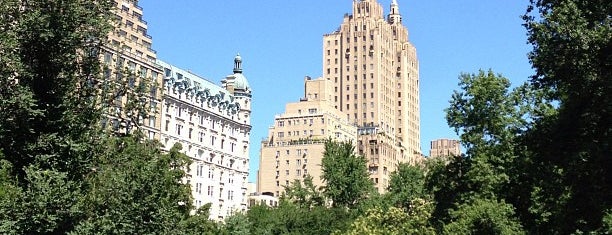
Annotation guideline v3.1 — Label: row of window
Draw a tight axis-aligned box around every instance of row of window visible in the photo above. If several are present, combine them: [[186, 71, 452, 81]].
[[275, 149, 309, 157], [277, 129, 325, 138], [275, 159, 309, 167], [167, 105, 240, 135], [194, 183, 236, 201], [195, 165, 238, 184], [277, 117, 325, 127], [275, 169, 309, 178]]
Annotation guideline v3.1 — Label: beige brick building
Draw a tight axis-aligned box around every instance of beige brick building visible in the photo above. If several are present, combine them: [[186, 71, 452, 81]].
[[322, 0, 422, 192], [101, 0, 163, 139], [258, 77, 357, 197], [429, 139, 461, 158]]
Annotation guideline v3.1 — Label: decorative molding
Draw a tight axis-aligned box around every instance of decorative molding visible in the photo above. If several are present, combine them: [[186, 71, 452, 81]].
[[164, 75, 241, 115]]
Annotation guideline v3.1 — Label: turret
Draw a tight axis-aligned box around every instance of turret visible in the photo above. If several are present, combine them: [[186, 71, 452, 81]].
[[222, 54, 252, 126], [388, 0, 402, 24]]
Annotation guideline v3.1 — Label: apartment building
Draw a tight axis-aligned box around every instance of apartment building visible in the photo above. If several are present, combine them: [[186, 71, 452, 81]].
[[258, 77, 357, 197], [158, 55, 252, 220], [101, 0, 162, 139], [322, 0, 422, 192]]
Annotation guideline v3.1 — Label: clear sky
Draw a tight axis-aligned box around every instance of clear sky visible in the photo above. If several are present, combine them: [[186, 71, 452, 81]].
[[140, 0, 534, 182]]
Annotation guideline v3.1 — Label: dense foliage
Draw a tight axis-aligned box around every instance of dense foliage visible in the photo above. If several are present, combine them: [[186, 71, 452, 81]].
[[0, 0, 608, 234]]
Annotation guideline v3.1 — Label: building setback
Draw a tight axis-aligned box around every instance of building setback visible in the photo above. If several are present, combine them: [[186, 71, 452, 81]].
[[258, 77, 357, 197], [322, 0, 422, 192], [102, 0, 163, 139], [158, 55, 252, 220]]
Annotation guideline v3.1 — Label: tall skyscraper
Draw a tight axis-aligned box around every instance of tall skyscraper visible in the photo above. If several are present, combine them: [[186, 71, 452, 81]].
[[322, 0, 421, 191]]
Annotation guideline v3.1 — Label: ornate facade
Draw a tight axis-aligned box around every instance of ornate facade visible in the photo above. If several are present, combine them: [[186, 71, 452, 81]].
[[158, 55, 252, 220]]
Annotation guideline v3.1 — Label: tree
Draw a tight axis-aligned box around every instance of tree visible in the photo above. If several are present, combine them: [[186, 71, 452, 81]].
[[522, 0, 611, 233], [445, 70, 531, 200], [282, 175, 325, 208], [71, 139, 193, 234], [386, 163, 428, 209], [0, 1, 114, 233], [433, 70, 532, 232], [340, 201, 435, 235], [178, 204, 222, 235], [246, 199, 354, 235], [222, 213, 251, 235], [443, 198, 525, 235], [321, 140, 374, 208]]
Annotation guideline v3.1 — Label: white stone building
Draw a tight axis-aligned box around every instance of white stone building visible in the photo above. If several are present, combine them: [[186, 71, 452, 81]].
[[158, 55, 252, 220]]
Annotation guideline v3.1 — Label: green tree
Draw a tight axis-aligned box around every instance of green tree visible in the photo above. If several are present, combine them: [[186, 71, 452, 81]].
[[340, 201, 435, 235], [443, 198, 525, 235], [386, 163, 428, 209], [178, 204, 223, 235], [282, 175, 325, 208], [0, 0, 113, 233], [446, 70, 530, 200], [71, 139, 193, 234], [522, 0, 612, 233], [246, 200, 354, 235], [222, 213, 251, 235], [434, 70, 531, 233], [321, 140, 374, 208]]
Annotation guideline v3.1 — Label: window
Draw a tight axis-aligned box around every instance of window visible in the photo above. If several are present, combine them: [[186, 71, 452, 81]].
[[139, 67, 147, 78], [176, 106, 182, 117], [176, 124, 182, 135], [150, 86, 158, 98], [196, 165, 203, 176], [148, 116, 156, 127], [197, 183, 204, 194], [104, 52, 112, 64]]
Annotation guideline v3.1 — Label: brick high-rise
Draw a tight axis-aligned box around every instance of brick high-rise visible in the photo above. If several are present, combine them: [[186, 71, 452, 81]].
[[322, 0, 422, 192]]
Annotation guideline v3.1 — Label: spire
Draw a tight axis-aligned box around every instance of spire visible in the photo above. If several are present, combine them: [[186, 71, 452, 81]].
[[233, 54, 242, 74], [388, 0, 402, 24]]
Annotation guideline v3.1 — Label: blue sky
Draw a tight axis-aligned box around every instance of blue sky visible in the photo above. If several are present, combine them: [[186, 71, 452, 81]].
[[140, 0, 534, 182]]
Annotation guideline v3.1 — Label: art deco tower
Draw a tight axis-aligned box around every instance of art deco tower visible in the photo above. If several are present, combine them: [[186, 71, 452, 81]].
[[322, 0, 421, 192]]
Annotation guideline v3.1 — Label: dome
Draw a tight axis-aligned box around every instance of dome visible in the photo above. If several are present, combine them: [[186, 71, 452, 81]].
[[232, 73, 250, 91]]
